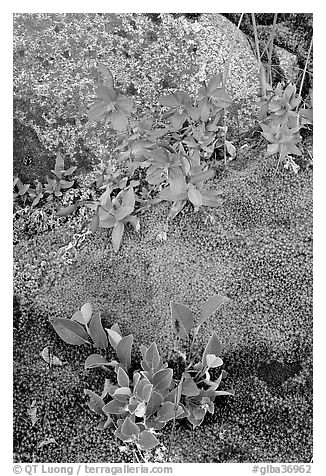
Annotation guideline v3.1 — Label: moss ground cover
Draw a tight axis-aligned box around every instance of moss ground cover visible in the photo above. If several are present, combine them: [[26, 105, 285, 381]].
[[14, 151, 312, 462]]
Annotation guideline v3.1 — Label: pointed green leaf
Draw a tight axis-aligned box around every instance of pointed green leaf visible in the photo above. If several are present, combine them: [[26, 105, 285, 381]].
[[99, 214, 116, 229], [115, 96, 135, 114], [191, 170, 214, 185], [113, 387, 131, 402], [145, 342, 161, 371], [97, 85, 117, 103], [159, 186, 187, 202], [111, 323, 122, 336], [134, 378, 150, 399], [85, 354, 114, 369], [202, 332, 223, 366], [193, 406, 206, 420], [59, 179, 74, 189], [84, 389, 105, 415], [50, 317, 91, 345], [114, 206, 133, 221], [88, 101, 107, 122], [215, 389, 235, 396], [56, 204, 78, 217], [90, 214, 100, 232], [98, 415, 114, 430], [199, 294, 228, 327], [81, 303, 93, 324], [156, 401, 183, 422], [64, 165, 77, 176], [156, 401, 176, 422], [207, 74, 223, 94], [170, 112, 187, 130], [111, 221, 125, 252], [168, 167, 186, 192], [167, 200, 187, 221], [206, 354, 223, 368], [170, 302, 194, 339], [146, 419, 166, 430], [159, 94, 180, 107], [102, 399, 127, 415], [265, 143, 279, 157], [188, 186, 203, 207], [135, 401, 147, 418], [110, 110, 128, 131], [88, 311, 108, 349], [137, 430, 160, 450], [181, 377, 200, 397], [98, 63, 114, 88], [152, 368, 173, 393], [190, 366, 202, 377], [140, 344, 148, 360], [200, 100, 210, 121], [286, 143, 302, 156], [115, 426, 133, 442], [122, 187, 135, 209], [117, 335, 133, 369], [117, 367, 130, 388], [71, 310, 85, 325], [141, 360, 151, 372], [146, 391, 163, 417], [106, 328, 122, 351], [201, 191, 223, 208], [141, 383, 153, 403]]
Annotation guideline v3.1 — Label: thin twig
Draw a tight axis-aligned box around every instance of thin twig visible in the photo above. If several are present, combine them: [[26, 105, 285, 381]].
[[167, 378, 184, 462], [297, 37, 313, 112], [223, 124, 227, 166], [273, 144, 284, 178], [251, 13, 261, 64], [267, 14, 278, 85], [236, 108, 241, 144], [166, 404, 177, 462], [251, 13, 268, 100]]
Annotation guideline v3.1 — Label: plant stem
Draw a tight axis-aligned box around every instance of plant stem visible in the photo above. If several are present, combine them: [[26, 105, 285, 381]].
[[223, 120, 227, 166], [167, 377, 184, 462], [251, 13, 261, 64], [273, 144, 284, 178], [296, 37, 313, 112], [236, 107, 241, 144], [251, 13, 267, 99], [188, 326, 200, 362], [267, 14, 278, 85]]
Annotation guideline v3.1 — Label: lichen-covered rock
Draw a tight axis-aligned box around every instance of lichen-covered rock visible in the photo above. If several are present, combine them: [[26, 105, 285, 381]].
[[273, 46, 299, 83], [14, 13, 259, 181]]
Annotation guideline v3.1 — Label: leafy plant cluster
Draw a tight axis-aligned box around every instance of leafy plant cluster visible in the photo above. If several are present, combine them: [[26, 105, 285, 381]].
[[50, 294, 234, 455], [259, 82, 313, 173], [13, 152, 77, 208], [56, 64, 236, 251]]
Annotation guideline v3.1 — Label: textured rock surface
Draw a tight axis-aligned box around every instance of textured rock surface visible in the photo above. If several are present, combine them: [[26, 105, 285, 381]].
[[13, 13, 260, 181], [14, 152, 312, 462], [274, 45, 299, 83]]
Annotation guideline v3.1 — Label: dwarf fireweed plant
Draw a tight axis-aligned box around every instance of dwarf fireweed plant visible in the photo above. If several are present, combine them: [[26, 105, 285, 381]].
[[57, 64, 235, 251], [13, 152, 77, 208], [259, 82, 313, 175], [50, 294, 234, 459]]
